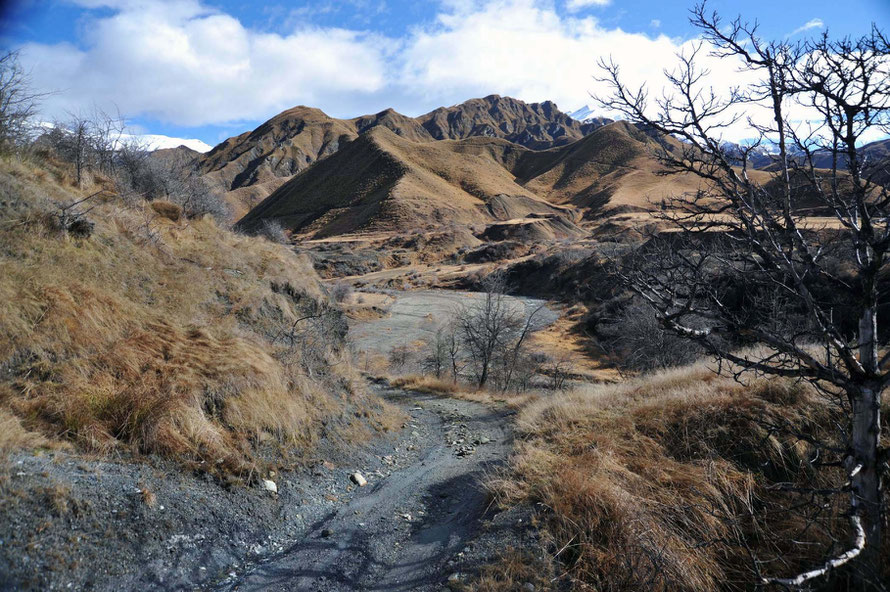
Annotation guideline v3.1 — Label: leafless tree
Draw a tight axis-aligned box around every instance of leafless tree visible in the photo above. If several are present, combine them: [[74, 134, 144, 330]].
[[48, 107, 124, 186], [0, 50, 46, 150], [422, 326, 450, 379], [596, 4, 888, 588], [456, 274, 545, 389]]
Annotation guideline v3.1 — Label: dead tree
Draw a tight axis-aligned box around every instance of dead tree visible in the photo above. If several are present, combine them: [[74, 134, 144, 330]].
[[0, 50, 46, 150], [596, 5, 888, 589], [456, 274, 543, 389]]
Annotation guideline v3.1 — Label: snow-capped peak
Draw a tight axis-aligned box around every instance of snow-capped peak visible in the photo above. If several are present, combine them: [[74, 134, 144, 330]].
[[568, 105, 598, 122]]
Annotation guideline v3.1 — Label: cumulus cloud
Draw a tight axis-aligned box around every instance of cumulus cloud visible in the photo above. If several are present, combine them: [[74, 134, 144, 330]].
[[17, 0, 826, 143], [399, 1, 729, 113], [20, 0, 392, 126]]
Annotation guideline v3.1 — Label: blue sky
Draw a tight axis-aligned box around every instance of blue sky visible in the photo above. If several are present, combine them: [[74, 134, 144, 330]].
[[2, 0, 888, 149]]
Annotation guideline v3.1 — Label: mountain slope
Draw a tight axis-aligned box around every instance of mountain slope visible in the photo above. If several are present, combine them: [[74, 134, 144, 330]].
[[417, 95, 608, 150], [513, 121, 699, 214], [196, 96, 611, 218], [236, 127, 571, 238], [237, 121, 713, 237]]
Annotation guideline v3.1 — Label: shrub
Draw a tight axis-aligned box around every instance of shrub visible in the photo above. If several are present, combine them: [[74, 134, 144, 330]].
[[486, 363, 868, 592], [259, 219, 288, 244], [330, 281, 353, 303]]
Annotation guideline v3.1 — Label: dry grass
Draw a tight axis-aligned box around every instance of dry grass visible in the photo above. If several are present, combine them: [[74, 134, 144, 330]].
[[0, 154, 399, 477], [149, 200, 183, 221], [0, 409, 48, 458], [139, 481, 157, 508], [485, 362, 884, 591], [389, 374, 538, 408], [469, 549, 554, 591]]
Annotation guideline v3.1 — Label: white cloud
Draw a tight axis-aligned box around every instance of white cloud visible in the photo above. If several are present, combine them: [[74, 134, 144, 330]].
[[17, 0, 834, 144], [400, 1, 710, 112], [565, 0, 611, 11], [786, 18, 824, 38], [19, 0, 392, 126], [398, 0, 813, 143]]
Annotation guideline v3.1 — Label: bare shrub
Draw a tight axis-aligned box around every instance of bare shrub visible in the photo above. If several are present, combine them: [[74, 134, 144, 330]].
[[455, 274, 546, 389], [259, 219, 288, 244], [421, 326, 450, 379], [0, 51, 46, 151], [388, 345, 412, 370], [330, 281, 353, 304]]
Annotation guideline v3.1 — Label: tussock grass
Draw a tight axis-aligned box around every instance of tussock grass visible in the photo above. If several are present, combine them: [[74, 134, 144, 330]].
[[487, 362, 879, 591], [0, 154, 399, 477]]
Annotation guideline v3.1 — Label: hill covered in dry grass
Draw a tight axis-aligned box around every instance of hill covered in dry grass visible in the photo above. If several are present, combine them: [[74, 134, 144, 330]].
[[196, 95, 607, 218], [0, 153, 398, 478], [236, 120, 709, 238], [236, 126, 579, 238], [480, 362, 890, 591]]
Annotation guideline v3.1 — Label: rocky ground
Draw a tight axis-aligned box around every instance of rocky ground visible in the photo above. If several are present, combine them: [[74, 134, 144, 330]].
[[216, 387, 528, 592], [0, 384, 539, 591], [1, 288, 560, 591]]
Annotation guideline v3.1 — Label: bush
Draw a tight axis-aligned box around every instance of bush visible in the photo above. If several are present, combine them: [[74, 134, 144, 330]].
[[330, 281, 353, 303], [259, 219, 288, 244]]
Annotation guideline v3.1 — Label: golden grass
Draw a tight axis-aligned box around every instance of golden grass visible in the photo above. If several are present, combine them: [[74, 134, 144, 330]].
[[485, 362, 879, 591], [0, 409, 47, 458], [389, 374, 539, 408], [0, 154, 399, 477]]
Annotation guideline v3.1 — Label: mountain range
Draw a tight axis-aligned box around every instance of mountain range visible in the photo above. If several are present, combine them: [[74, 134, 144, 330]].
[[188, 95, 889, 236], [195, 95, 613, 218]]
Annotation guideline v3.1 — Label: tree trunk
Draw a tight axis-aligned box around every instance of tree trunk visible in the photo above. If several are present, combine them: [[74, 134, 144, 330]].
[[850, 304, 883, 590], [850, 384, 883, 590]]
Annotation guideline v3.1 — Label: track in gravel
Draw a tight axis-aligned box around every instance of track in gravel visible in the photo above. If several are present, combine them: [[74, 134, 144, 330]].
[[217, 387, 513, 592]]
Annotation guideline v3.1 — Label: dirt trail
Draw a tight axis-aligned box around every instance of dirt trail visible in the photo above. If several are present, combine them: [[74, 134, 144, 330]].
[[217, 387, 513, 591]]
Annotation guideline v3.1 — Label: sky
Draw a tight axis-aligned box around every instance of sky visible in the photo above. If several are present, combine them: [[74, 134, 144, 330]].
[[1, 0, 888, 150]]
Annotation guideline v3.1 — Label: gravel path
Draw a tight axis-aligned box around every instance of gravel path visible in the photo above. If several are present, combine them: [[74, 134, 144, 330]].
[[216, 386, 513, 592], [350, 289, 558, 357]]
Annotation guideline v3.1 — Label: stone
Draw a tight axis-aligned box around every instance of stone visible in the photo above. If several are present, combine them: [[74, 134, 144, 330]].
[[321, 528, 334, 537], [261, 479, 278, 494], [350, 472, 368, 487]]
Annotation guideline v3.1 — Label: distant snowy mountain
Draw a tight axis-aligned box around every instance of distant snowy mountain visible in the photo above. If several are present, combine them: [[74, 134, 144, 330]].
[[568, 105, 599, 122], [131, 134, 213, 153]]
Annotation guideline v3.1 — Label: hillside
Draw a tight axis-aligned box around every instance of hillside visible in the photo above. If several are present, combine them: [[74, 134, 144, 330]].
[[194, 96, 610, 216], [514, 120, 699, 214], [237, 126, 576, 238], [236, 120, 711, 240], [0, 154, 395, 474], [416, 94, 609, 150]]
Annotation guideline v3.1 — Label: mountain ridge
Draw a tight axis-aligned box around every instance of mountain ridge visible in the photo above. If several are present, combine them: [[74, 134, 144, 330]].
[[195, 95, 612, 217]]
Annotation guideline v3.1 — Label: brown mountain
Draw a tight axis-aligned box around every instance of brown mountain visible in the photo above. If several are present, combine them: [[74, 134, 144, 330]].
[[236, 126, 575, 238], [196, 96, 609, 217], [514, 121, 697, 213], [236, 121, 706, 239], [417, 94, 609, 150]]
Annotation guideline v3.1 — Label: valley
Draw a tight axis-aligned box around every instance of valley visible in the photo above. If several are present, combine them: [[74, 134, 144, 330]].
[[2, 39, 889, 589]]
